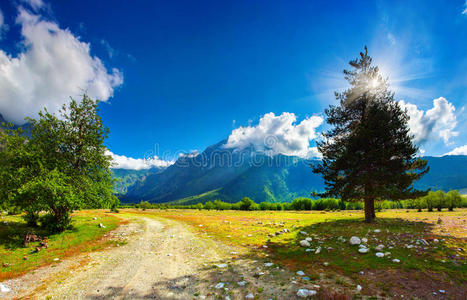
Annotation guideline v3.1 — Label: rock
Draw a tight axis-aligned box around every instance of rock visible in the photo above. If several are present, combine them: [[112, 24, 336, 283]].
[[216, 263, 228, 268], [392, 259, 400, 263], [375, 244, 385, 251], [53, 258, 59, 261], [358, 248, 369, 254], [439, 289, 445, 294], [93, 217, 97, 220], [305, 248, 312, 252], [296, 270, 306, 276], [361, 238, 368, 243], [305, 237, 312, 242], [420, 239, 429, 246], [98, 223, 106, 228], [323, 262, 329, 266], [375, 252, 384, 258], [296, 289, 317, 298], [264, 262, 274, 267], [245, 293, 254, 299], [315, 247, 321, 254], [215, 283, 225, 289], [237, 281, 246, 286], [300, 231, 308, 235], [0, 283, 11, 293], [356, 285, 362, 292], [299, 240, 311, 247], [374, 229, 381, 233], [350, 236, 361, 245]]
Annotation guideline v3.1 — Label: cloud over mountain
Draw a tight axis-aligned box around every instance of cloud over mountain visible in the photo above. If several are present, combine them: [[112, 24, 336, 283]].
[[399, 97, 458, 145], [106, 150, 174, 170], [0, 8, 123, 124], [225, 112, 323, 158], [445, 144, 467, 156]]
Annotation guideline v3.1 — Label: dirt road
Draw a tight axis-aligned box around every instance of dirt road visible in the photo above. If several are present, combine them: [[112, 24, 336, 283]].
[[2, 215, 304, 299]]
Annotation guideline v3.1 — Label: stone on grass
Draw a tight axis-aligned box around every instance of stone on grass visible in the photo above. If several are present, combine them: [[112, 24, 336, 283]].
[[215, 283, 225, 289], [300, 231, 308, 235], [237, 281, 246, 286], [323, 262, 329, 266], [98, 223, 106, 228], [374, 229, 381, 233], [350, 236, 361, 245], [216, 263, 228, 268], [264, 262, 274, 267], [361, 238, 368, 243], [305, 237, 312, 242], [300, 240, 311, 247], [0, 283, 11, 293], [375, 244, 385, 251], [245, 293, 254, 299], [297, 289, 317, 298], [356, 285, 362, 292], [392, 259, 400, 263], [315, 247, 321, 254], [375, 252, 384, 258], [296, 270, 306, 276], [358, 248, 369, 254]]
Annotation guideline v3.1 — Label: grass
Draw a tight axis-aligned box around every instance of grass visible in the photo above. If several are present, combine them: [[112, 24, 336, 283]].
[[145, 208, 466, 296], [0, 210, 122, 280]]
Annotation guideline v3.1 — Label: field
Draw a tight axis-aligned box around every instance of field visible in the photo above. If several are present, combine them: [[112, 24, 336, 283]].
[[154, 208, 467, 298], [0, 208, 465, 299]]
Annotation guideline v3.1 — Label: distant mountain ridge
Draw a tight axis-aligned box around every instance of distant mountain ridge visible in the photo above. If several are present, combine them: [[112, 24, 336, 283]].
[[116, 139, 467, 204]]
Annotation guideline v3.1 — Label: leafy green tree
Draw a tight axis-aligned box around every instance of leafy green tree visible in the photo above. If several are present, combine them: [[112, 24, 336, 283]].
[[0, 95, 118, 231], [239, 197, 255, 210], [424, 191, 436, 212], [445, 190, 461, 211], [433, 190, 446, 211], [204, 201, 214, 210], [313, 47, 429, 222]]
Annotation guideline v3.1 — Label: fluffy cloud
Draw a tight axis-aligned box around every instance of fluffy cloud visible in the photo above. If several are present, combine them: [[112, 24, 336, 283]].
[[399, 97, 458, 145], [21, 0, 45, 11], [106, 150, 174, 170], [0, 8, 123, 124], [463, 1, 467, 14], [225, 112, 323, 158], [445, 145, 467, 156]]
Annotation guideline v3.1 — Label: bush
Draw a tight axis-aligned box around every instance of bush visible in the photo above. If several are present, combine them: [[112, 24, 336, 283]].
[[445, 190, 462, 211], [239, 197, 255, 210]]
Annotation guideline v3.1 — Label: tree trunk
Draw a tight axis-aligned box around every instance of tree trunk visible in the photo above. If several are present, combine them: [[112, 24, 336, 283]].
[[364, 197, 375, 223]]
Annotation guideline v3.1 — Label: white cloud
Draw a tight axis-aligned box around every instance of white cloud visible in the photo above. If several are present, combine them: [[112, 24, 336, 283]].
[[0, 9, 8, 40], [399, 97, 458, 145], [21, 0, 45, 11], [224, 112, 323, 158], [463, 1, 467, 14], [106, 150, 174, 170], [0, 8, 123, 124], [445, 145, 467, 156]]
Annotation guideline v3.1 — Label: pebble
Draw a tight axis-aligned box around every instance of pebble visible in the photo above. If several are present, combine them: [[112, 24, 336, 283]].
[[357, 285, 362, 292], [392, 259, 400, 263], [374, 229, 381, 233], [296, 289, 317, 298], [375, 252, 384, 258], [350, 236, 361, 245], [215, 283, 225, 289], [245, 293, 254, 299], [361, 238, 368, 243], [358, 248, 369, 254], [323, 262, 329, 266], [0, 283, 11, 293], [216, 264, 228, 268], [299, 240, 311, 247], [237, 281, 246, 286], [375, 244, 385, 251], [296, 270, 306, 276], [264, 262, 274, 267], [315, 247, 321, 254]]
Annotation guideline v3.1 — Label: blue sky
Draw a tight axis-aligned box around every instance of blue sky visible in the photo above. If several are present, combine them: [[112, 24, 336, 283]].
[[0, 0, 466, 169]]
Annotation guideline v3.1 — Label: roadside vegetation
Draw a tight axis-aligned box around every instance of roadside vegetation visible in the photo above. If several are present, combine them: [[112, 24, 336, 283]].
[[0, 210, 121, 280]]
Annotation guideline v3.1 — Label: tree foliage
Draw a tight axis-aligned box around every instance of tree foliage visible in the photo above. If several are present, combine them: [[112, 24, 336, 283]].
[[0, 95, 118, 231], [313, 47, 429, 222]]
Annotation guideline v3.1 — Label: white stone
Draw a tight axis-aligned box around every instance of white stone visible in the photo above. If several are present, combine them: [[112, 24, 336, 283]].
[[0, 284, 11, 293], [356, 285, 362, 292], [98, 223, 106, 228], [375, 244, 385, 251], [53, 258, 59, 261], [350, 236, 361, 245], [358, 248, 369, 254], [237, 281, 246, 286], [215, 283, 225, 289], [300, 231, 308, 235], [361, 238, 368, 243], [374, 229, 381, 233], [315, 246, 321, 254], [296, 270, 306, 276], [323, 262, 329, 266], [245, 293, 254, 299], [300, 240, 311, 247], [264, 262, 274, 267], [392, 259, 400, 263], [439, 289, 445, 294], [305, 248, 312, 252], [296, 289, 317, 298], [305, 237, 312, 242], [375, 252, 384, 258], [216, 263, 228, 268]]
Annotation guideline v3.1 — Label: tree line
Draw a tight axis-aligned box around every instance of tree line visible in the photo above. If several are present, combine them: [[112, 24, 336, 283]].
[[126, 190, 466, 212]]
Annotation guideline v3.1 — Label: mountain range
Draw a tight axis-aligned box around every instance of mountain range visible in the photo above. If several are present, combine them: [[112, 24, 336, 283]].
[[116, 140, 467, 204]]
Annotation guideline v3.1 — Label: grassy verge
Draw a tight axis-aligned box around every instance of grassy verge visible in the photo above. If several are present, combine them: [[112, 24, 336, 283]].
[[148, 208, 466, 297], [0, 210, 121, 280]]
